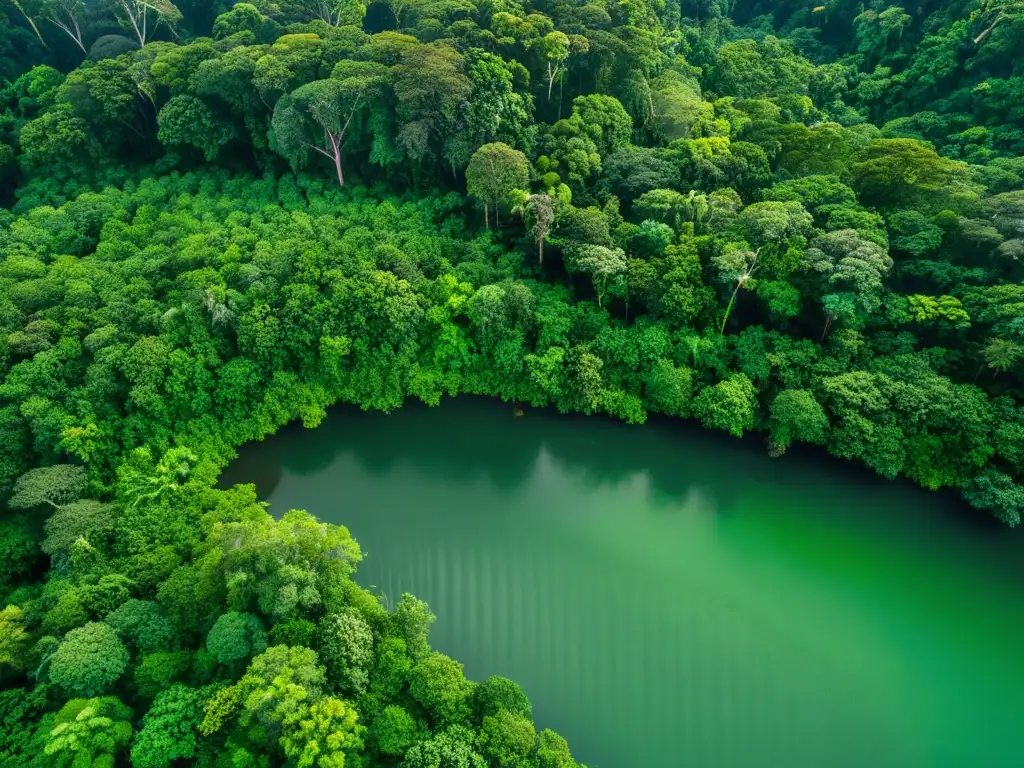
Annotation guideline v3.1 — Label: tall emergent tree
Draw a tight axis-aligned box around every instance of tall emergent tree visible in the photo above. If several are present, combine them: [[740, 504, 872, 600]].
[[713, 247, 760, 334], [43, 0, 88, 53], [515, 192, 555, 265], [107, 0, 182, 46], [272, 61, 386, 188], [466, 142, 530, 228]]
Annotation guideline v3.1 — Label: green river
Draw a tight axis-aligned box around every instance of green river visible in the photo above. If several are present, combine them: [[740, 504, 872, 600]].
[[222, 397, 1024, 768]]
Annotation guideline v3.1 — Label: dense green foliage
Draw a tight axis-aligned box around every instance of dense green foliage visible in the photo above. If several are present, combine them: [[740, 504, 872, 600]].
[[2, 0, 1024, 764]]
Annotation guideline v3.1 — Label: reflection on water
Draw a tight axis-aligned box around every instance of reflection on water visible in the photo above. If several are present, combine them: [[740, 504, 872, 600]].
[[223, 397, 1024, 768], [679, 483, 716, 518]]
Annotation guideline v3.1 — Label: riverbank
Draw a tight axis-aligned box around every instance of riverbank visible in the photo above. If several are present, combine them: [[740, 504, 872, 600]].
[[224, 397, 1024, 768]]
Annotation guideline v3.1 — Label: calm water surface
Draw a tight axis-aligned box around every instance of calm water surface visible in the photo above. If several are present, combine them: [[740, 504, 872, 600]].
[[222, 398, 1024, 768]]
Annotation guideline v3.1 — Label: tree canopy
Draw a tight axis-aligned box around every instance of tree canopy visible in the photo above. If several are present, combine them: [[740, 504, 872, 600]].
[[0, 0, 1024, 765]]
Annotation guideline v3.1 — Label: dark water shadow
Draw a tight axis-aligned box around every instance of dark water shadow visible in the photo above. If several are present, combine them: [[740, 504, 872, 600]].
[[222, 398, 544, 496], [223, 397, 755, 509], [221, 396, 1023, 578]]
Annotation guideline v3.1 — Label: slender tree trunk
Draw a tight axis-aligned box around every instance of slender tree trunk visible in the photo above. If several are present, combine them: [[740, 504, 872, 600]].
[[975, 14, 1005, 45], [333, 150, 344, 187], [547, 62, 557, 100], [119, 0, 146, 46], [327, 131, 344, 187], [720, 281, 742, 334], [484, 202, 489, 229], [819, 314, 833, 343], [538, 236, 544, 266], [49, 16, 87, 52], [12, 1, 46, 47], [310, 129, 346, 188], [719, 249, 759, 334]]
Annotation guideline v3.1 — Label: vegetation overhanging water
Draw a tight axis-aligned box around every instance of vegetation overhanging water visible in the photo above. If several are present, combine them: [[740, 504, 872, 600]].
[[225, 397, 1024, 768], [2, 1, 1024, 766]]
